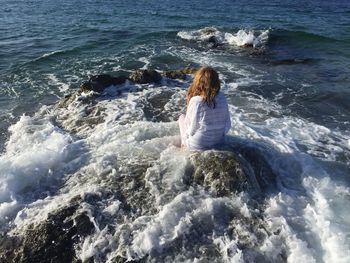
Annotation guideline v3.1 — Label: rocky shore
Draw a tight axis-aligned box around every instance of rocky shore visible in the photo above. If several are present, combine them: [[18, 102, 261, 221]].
[[0, 68, 280, 263]]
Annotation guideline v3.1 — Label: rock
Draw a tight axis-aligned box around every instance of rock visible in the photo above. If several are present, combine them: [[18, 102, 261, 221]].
[[190, 150, 247, 197], [55, 90, 107, 135], [208, 36, 219, 48], [180, 67, 198, 75], [242, 43, 254, 48], [129, 69, 162, 84], [163, 70, 187, 80], [0, 235, 22, 263], [208, 35, 217, 44], [0, 201, 95, 263], [80, 74, 127, 93], [226, 213, 286, 262], [162, 67, 198, 80], [233, 146, 277, 192], [57, 93, 78, 108]]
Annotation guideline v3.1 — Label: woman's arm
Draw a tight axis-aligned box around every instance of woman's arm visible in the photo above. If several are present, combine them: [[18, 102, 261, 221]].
[[224, 101, 231, 134], [185, 97, 201, 136]]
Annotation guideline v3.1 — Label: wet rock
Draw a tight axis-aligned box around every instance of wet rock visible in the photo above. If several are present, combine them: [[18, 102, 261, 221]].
[[235, 147, 277, 192], [0, 235, 22, 263], [74, 105, 106, 128], [227, 214, 286, 262], [180, 67, 198, 75], [163, 67, 198, 80], [208, 36, 220, 48], [54, 88, 107, 135], [190, 150, 247, 197], [129, 69, 162, 84], [57, 93, 78, 108], [242, 43, 254, 48], [0, 202, 95, 263], [80, 74, 127, 93], [109, 161, 157, 217], [208, 35, 217, 44], [163, 71, 187, 80]]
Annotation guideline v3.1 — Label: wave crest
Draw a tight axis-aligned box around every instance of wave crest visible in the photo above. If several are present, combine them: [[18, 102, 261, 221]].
[[177, 27, 269, 48]]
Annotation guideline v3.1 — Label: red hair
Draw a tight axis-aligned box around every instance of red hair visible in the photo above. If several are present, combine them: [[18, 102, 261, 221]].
[[186, 66, 220, 108]]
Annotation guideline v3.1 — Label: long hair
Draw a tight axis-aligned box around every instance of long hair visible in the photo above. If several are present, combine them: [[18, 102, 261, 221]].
[[186, 66, 220, 108]]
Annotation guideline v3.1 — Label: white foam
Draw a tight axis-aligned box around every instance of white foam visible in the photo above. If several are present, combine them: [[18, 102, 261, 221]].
[[0, 199, 19, 224], [0, 115, 75, 221], [177, 27, 225, 42], [225, 29, 269, 48], [125, 191, 247, 261], [303, 177, 350, 263], [103, 200, 121, 216], [177, 27, 269, 48], [6, 88, 182, 231], [263, 193, 318, 262], [213, 236, 244, 263], [40, 50, 64, 59], [80, 227, 114, 262], [138, 57, 151, 69], [47, 73, 70, 93], [224, 85, 350, 262]]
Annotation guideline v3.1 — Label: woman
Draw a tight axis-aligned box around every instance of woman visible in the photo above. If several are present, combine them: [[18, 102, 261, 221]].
[[178, 66, 231, 150]]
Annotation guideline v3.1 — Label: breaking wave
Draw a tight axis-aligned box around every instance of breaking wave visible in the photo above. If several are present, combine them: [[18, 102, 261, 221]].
[[177, 27, 269, 48]]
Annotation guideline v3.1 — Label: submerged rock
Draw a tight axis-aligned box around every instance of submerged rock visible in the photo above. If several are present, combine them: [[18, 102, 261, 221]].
[[129, 69, 162, 84], [246, 47, 266, 56], [141, 90, 176, 122], [190, 150, 248, 197]]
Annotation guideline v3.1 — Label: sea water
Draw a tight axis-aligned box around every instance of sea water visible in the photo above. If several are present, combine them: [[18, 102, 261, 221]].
[[1, 0, 350, 262]]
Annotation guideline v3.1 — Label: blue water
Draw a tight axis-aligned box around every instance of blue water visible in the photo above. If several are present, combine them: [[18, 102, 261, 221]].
[[1, 0, 350, 261], [1, 0, 350, 126]]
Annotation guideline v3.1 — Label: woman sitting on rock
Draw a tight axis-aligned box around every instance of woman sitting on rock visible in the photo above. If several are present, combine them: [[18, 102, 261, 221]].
[[178, 66, 231, 150]]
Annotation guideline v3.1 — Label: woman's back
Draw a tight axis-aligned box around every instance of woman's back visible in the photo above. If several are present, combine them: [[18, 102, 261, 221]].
[[178, 66, 231, 151], [186, 92, 231, 150]]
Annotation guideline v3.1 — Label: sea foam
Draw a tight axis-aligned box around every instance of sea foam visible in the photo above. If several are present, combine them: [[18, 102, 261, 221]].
[[0, 114, 89, 230], [1, 66, 350, 262], [177, 27, 269, 48]]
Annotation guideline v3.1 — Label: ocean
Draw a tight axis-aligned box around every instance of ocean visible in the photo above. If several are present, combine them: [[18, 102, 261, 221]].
[[0, 0, 350, 262]]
